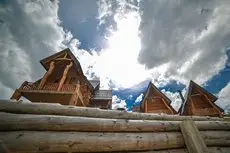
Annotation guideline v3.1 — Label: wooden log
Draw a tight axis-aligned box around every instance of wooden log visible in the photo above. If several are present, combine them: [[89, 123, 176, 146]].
[[124, 147, 230, 153], [0, 131, 230, 153], [201, 131, 230, 147], [57, 62, 73, 91], [0, 100, 224, 121], [180, 120, 208, 153], [0, 112, 229, 132], [38, 61, 55, 90], [0, 131, 184, 152]]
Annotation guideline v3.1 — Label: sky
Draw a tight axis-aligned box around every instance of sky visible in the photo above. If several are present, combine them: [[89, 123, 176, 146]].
[[0, 0, 230, 113]]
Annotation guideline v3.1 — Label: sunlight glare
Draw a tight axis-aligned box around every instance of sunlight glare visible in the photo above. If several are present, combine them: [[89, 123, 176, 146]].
[[95, 11, 151, 88]]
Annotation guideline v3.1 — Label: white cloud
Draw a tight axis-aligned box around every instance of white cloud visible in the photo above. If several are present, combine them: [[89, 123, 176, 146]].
[[138, 1, 229, 85], [0, 0, 229, 104], [134, 93, 143, 105], [0, 0, 70, 98], [216, 82, 230, 113], [161, 89, 183, 112], [112, 95, 127, 109]]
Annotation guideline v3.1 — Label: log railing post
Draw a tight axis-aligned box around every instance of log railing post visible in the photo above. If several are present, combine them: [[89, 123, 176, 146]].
[[38, 61, 55, 90], [180, 120, 208, 153], [57, 62, 73, 91]]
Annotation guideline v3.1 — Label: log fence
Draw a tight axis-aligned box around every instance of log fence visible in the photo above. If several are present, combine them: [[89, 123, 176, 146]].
[[0, 100, 229, 153]]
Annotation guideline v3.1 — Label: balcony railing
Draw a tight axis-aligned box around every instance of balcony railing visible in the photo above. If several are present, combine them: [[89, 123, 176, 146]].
[[22, 81, 76, 92]]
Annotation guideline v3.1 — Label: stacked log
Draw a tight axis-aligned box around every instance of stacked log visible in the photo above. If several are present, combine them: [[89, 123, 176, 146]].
[[0, 100, 229, 153]]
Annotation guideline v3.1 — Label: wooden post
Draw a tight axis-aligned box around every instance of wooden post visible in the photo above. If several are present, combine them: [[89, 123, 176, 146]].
[[161, 98, 174, 114], [69, 82, 85, 106], [10, 81, 28, 101], [203, 94, 222, 117], [144, 100, 148, 113], [180, 120, 208, 153], [38, 61, 55, 90], [69, 81, 80, 105], [106, 101, 112, 109], [57, 62, 73, 91]]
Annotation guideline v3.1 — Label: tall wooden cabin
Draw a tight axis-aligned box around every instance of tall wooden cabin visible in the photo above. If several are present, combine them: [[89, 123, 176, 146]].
[[140, 82, 177, 115], [178, 80, 224, 117], [11, 48, 112, 109]]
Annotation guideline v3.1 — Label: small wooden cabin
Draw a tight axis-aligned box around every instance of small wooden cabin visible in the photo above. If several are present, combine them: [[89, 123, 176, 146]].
[[178, 80, 224, 117], [132, 105, 140, 112], [11, 48, 112, 109], [140, 82, 177, 114]]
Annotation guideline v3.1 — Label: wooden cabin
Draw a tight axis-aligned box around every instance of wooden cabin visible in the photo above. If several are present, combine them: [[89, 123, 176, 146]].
[[132, 105, 140, 112], [11, 48, 112, 109], [140, 82, 177, 115], [178, 80, 224, 117]]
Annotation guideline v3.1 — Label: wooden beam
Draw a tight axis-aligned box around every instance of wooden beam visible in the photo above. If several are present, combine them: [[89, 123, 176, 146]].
[[64, 53, 67, 58], [69, 82, 85, 106], [203, 94, 222, 117], [0, 112, 230, 132], [0, 100, 224, 121], [54, 58, 72, 61], [57, 62, 73, 91], [1, 131, 230, 153], [191, 93, 202, 97], [161, 98, 174, 114], [180, 120, 208, 153], [10, 81, 28, 101], [144, 100, 148, 113], [76, 83, 85, 106], [38, 61, 55, 90], [106, 100, 112, 109]]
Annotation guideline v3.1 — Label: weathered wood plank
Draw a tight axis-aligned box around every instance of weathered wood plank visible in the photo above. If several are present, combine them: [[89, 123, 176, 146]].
[[180, 120, 208, 153], [0, 100, 224, 121], [0, 112, 229, 132], [0, 131, 229, 153]]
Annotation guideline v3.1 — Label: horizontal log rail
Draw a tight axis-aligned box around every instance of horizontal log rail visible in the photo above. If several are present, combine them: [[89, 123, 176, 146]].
[[0, 112, 229, 132], [0, 131, 229, 152], [0, 100, 225, 121]]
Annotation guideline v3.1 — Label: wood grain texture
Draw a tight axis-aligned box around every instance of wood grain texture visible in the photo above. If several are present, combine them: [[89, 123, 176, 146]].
[[0, 131, 229, 153], [180, 120, 208, 153], [0, 112, 229, 132], [0, 100, 224, 121]]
